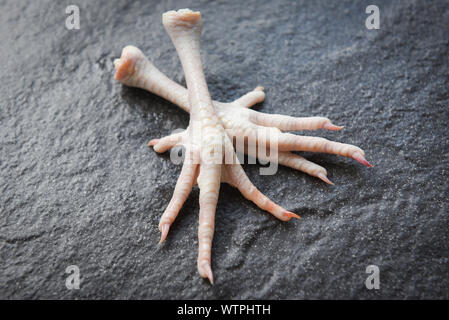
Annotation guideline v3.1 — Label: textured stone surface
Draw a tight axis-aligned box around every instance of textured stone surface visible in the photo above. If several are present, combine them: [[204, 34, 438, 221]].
[[1, 0, 448, 299]]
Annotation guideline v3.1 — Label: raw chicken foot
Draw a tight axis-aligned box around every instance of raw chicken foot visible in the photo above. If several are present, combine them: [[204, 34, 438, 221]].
[[143, 9, 299, 284], [113, 9, 372, 284], [114, 46, 372, 185]]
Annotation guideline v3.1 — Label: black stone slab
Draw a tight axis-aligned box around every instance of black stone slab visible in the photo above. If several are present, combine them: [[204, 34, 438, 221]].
[[0, 0, 448, 299]]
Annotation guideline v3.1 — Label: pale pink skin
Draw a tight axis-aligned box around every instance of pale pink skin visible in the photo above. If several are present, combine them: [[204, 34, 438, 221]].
[[113, 9, 372, 284], [114, 46, 372, 183], [169, 9, 298, 284]]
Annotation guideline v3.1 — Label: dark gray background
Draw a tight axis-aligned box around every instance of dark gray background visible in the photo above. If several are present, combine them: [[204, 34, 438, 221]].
[[1, 0, 448, 299]]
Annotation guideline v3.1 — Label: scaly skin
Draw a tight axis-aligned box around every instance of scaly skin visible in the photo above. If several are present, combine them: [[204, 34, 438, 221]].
[[114, 45, 372, 185], [113, 9, 372, 284], [159, 9, 299, 284]]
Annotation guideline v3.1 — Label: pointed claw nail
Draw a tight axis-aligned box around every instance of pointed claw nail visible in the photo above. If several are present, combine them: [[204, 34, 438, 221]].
[[283, 211, 301, 220], [254, 86, 264, 91], [317, 173, 334, 185], [148, 139, 160, 147], [323, 122, 344, 131], [159, 224, 170, 243], [202, 264, 214, 285], [352, 152, 373, 167]]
